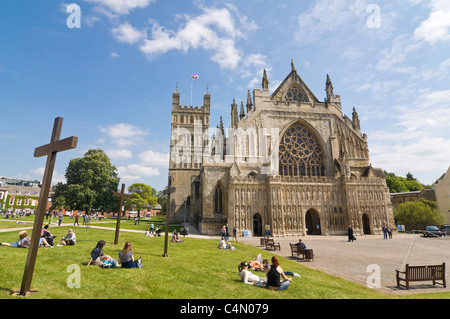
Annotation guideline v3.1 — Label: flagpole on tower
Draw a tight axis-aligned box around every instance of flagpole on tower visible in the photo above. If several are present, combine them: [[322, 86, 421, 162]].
[[191, 75, 199, 107]]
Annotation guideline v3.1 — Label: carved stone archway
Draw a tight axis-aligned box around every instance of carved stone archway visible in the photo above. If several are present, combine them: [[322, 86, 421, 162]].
[[305, 209, 321, 235]]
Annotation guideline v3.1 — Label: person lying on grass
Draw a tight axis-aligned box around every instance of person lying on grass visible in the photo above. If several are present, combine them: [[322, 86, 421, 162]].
[[238, 261, 266, 287], [0, 230, 52, 248]]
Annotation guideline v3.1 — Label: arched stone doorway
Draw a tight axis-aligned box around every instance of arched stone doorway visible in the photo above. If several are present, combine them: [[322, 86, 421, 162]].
[[253, 213, 262, 236], [362, 213, 371, 235], [305, 209, 321, 235]]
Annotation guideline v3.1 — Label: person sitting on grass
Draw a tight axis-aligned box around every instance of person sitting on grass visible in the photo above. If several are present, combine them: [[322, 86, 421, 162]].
[[225, 241, 235, 250], [218, 238, 226, 249], [218, 239, 235, 250], [118, 241, 142, 268], [60, 229, 76, 246], [41, 224, 56, 246], [262, 259, 300, 277], [0, 230, 52, 248], [265, 256, 292, 291], [171, 229, 183, 242], [87, 240, 110, 266], [238, 261, 266, 287]]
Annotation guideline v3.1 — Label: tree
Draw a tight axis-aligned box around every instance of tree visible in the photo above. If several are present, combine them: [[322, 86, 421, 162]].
[[157, 188, 168, 215], [125, 183, 158, 213], [50, 194, 66, 211], [52, 149, 120, 214], [394, 199, 445, 232], [385, 171, 424, 193]]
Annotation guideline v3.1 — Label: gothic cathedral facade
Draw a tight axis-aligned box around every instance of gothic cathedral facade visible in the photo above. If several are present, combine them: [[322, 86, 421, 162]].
[[169, 61, 395, 237]]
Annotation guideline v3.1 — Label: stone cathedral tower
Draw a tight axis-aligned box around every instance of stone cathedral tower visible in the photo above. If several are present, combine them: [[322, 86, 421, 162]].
[[168, 61, 395, 237], [168, 87, 210, 222]]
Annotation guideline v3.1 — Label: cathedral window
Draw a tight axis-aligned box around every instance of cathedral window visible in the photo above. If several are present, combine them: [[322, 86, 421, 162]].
[[214, 184, 223, 215], [285, 85, 308, 102], [279, 122, 325, 177]]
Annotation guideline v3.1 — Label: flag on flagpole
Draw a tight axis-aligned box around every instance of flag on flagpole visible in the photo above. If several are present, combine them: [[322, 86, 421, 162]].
[[190, 75, 199, 106]]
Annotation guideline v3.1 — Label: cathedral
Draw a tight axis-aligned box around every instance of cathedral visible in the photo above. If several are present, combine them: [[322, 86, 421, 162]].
[[168, 61, 395, 237]]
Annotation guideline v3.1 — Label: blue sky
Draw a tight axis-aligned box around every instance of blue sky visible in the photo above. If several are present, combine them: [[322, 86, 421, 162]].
[[1, 0, 449, 191]]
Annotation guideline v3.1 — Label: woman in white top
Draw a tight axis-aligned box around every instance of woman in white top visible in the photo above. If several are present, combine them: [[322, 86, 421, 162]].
[[238, 261, 266, 286]]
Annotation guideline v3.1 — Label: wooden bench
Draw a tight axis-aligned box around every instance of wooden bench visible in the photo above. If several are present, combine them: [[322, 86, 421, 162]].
[[289, 243, 314, 261], [264, 238, 280, 251], [290, 243, 305, 258], [396, 263, 446, 290]]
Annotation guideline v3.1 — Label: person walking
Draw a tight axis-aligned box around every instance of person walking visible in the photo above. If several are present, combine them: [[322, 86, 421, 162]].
[[221, 225, 226, 239], [58, 211, 63, 226], [387, 226, 392, 239], [347, 225, 355, 242]]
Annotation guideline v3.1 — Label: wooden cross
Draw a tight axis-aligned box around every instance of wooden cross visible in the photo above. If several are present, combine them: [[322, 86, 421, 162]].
[[162, 176, 176, 257], [19, 117, 77, 296], [113, 183, 130, 245]]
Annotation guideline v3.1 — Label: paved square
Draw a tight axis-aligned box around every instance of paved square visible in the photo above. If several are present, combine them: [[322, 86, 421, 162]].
[[239, 233, 450, 295]]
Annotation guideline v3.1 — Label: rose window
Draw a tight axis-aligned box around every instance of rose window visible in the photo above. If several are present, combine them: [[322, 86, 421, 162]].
[[279, 122, 325, 177]]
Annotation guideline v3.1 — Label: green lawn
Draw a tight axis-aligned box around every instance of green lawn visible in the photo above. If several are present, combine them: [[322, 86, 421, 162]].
[[0, 221, 449, 300]]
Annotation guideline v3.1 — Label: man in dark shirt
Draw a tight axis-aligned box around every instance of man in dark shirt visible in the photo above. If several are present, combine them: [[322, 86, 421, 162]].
[[295, 239, 306, 249]]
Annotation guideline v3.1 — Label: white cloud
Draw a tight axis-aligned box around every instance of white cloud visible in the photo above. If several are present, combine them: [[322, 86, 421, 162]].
[[374, 33, 423, 74], [112, 22, 146, 44], [138, 6, 257, 70], [110, 52, 120, 58], [294, 0, 369, 44], [118, 164, 160, 182], [105, 149, 133, 160], [30, 168, 66, 185], [102, 149, 168, 183], [139, 150, 169, 167], [99, 123, 148, 147], [368, 88, 450, 184], [371, 137, 450, 184], [83, 0, 155, 15], [414, 0, 450, 44]]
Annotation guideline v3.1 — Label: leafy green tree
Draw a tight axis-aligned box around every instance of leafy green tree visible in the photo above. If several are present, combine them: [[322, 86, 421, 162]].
[[50, 194, 66, 211], [157, 188, 168, 215], [125, 183, 158, 212], [385, 171, 424, 193], [394, 199, 445, 231], [385, 174, 408, 193], [405, 179, 423, 191], [52, 149, 120, 214]]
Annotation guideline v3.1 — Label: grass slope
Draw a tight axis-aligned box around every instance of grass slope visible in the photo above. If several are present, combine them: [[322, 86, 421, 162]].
[[0, 222, 448, 300]]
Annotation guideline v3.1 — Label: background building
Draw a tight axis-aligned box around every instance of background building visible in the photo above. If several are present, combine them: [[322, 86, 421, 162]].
[[434, 166, 450, 224], [0, 176, 41, 214]]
